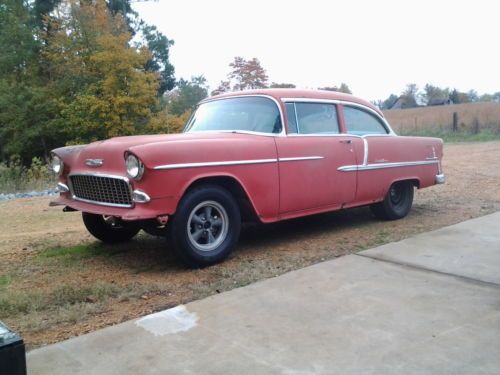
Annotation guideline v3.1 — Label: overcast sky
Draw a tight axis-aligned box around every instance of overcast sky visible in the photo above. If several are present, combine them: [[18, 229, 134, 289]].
[[132, 0, 500, 101]]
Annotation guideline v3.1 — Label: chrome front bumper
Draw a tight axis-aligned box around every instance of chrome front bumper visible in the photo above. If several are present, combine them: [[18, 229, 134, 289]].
[[435, 174, 445, 184]]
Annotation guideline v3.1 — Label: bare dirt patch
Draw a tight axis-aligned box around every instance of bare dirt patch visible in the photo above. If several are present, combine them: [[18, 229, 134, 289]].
[[1, 141, 499, 349]]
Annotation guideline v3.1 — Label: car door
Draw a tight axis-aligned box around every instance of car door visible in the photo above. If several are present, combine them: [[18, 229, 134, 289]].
[[275, 101, 359, 216]]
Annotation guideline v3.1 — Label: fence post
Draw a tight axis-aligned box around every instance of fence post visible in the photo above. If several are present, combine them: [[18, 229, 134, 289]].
[[452, 112, 458, 132], [473, 117, 479, 134]]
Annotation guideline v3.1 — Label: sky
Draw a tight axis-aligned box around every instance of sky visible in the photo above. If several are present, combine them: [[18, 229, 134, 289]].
[[132, 0, 500, 102]]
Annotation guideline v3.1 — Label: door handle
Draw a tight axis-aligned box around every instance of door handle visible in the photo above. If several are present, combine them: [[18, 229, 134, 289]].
[[339, 139, 352, 144]]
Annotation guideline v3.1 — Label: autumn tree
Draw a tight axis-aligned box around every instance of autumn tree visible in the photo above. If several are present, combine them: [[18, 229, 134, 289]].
[[43, 0, 159, 142], [212, 57, 269, 96]]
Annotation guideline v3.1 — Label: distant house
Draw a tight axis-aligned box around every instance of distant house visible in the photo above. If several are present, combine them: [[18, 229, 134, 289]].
[[389, 96, 404, 109], [427, 98, 453, 106], [389, 96, 419, 110]]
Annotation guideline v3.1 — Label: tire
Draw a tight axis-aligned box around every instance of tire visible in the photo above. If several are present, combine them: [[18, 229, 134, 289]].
[[370, 181, 414, 220], [82, 212, 140, 243], [168, 184, 241, 268]]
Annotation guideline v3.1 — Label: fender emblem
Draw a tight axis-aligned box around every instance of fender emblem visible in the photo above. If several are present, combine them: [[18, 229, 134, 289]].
[[85, 159, 104, 167]]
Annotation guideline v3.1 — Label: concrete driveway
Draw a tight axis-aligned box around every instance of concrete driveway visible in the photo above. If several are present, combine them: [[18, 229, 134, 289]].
[[27, 212, 500, 374]]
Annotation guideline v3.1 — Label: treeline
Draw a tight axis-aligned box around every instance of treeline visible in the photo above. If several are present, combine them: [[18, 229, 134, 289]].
[[0, 0, 207, 165], [377, 84, 500, 110]]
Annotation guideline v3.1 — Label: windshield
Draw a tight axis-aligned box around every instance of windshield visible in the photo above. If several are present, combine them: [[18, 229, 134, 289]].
[[184, 96, 282, 134]]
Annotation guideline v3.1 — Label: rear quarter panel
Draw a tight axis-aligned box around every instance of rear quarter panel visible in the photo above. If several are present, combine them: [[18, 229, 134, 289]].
[[354, 136, 443, 204]]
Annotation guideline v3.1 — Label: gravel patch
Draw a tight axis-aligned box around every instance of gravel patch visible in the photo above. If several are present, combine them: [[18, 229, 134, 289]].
[[0, 189, 58, 202]]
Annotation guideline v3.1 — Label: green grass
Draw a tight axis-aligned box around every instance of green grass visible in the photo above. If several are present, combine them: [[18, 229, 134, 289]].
[[38, 244, 103, 259], [0, 274, 11, 288], [398, 128, 500, 143]]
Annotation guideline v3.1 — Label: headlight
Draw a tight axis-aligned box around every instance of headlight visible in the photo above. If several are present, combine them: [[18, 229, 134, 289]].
[[126, 154, 144, 180], [51, 155, 64, 176]]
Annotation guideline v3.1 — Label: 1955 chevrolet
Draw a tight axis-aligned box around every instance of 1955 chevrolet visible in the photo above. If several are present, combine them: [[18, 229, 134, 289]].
[[50, 89, 444, 267]]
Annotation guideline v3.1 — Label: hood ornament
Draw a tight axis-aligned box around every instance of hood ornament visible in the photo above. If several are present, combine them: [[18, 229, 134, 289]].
[[85, 159, 104, 167]]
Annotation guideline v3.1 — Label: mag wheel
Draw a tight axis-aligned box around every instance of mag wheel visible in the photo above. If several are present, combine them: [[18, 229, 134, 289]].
[[370, 181, 414, 220], [168, 184, 241, 267]]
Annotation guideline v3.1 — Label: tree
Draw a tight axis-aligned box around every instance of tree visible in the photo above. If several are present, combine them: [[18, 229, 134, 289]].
[[422, 84, 449, 105], [449, 89, 470, 104], [141, 24, 175, 96], [400, 84, 419, 108], [378, 94, 399, 110], [318, 83, 352, 94], [211, 80, 231, 96], [467, 89, 479, 103], [43, 0, 159, 141], [227, 57, 268, 90], [270, 82, 296, 88], [167, 76, 208, 116], [0, 0, 49, 162]]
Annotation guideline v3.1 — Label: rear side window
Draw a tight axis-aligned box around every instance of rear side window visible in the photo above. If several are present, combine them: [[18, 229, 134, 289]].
[[344, 106, 388, 135], [285, 102, 339, 134]]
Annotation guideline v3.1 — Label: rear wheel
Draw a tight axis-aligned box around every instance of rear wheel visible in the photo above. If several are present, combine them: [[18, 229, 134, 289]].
[[82, 212, 140, 243], [370, 181, 414, 220], [168, 184, 241, 267]]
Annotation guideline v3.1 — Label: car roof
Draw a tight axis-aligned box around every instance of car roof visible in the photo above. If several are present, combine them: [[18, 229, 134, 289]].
[[205, 89, 382, 116]]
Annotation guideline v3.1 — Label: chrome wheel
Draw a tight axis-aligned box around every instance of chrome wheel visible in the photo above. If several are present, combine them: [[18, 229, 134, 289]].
[[187, 200, 229, 252]]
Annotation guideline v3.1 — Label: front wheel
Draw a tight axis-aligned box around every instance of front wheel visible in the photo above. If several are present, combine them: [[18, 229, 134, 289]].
[[168, 184, 241, 268], [370, 181, 414, 220], [82, 212, 140, 243]]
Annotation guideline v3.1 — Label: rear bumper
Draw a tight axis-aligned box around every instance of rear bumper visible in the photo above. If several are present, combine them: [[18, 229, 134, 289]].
[[435, 173, 445, 184]]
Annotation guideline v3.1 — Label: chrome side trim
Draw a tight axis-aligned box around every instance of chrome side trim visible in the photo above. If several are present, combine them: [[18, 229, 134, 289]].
[[338, 160, 439, 172], [362, 138, 368, 166], [153, 158, 278, 170], [279, 156, 324, 162]]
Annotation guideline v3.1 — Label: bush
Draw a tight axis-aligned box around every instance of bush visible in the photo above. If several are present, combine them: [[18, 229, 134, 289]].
[[0, 155, 54, 194]]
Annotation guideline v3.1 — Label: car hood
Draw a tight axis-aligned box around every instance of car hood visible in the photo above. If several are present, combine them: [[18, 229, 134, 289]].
[[52, 132, 276, 172]]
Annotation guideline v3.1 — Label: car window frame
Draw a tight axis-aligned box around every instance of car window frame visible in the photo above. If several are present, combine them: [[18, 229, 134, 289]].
[[284, 101, 341, 135], [184, 95, 286, 137], [342, 105, 390, 136]]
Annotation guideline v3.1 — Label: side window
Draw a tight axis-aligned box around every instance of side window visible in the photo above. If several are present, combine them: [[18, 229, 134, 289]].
[[295, 103, 339, 134], [285, 103, 298, 134], [344, 106, 388, 135]]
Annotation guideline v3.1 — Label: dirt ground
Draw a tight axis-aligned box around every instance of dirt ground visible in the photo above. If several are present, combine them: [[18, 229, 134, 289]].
[[1, 141, 499, 349]]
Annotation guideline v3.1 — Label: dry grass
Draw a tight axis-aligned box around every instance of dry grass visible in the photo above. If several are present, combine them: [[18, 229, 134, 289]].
[[0, 142, 499, 348], [383, 102, 500, 134]]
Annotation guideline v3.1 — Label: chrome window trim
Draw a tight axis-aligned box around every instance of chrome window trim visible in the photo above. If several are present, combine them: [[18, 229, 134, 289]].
[[187, 95, 286, 137], [68, 173, 133, 208], [154, 158, 278, 170], [280, 98, 396, 135], [337, 159, 439, 172]]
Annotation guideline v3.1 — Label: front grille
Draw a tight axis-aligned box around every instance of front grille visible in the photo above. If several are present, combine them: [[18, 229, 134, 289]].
[[70, 175, 132, 207]]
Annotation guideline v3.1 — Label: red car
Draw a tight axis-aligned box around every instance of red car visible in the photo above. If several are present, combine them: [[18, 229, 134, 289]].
[[50, 89, 444, 267]]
